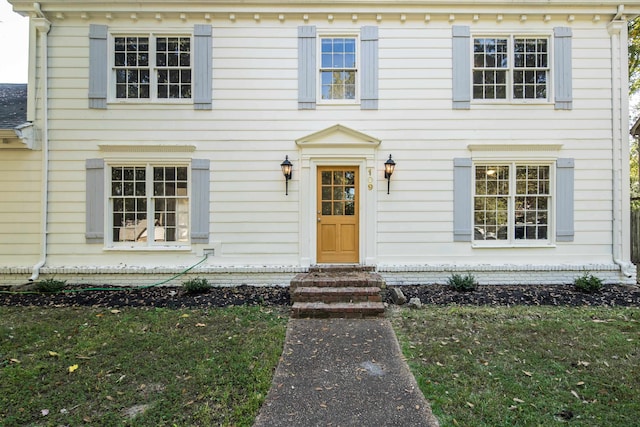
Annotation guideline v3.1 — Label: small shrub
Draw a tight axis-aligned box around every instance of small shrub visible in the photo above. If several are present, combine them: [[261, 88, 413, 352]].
[[447, 273, 478, 292], [183, 277, 211, 294], [574, 273, 603, 294], [35, 278, 66, 293]]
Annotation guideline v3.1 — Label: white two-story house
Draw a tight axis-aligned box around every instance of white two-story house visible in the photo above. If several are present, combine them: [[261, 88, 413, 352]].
[[2, 0, 638, 287]]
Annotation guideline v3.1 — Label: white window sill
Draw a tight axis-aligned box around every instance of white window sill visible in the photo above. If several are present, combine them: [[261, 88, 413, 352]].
[[317, 100, 360, 107], [471, 100, 553, 107], [107, 99, 192, 105], [472, 242, 556, 249], [104, 245, 192, 252]]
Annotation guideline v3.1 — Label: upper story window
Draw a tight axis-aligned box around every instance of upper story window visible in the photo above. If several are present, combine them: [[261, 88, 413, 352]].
[[298, 26, 377, 110], [473, 36, 549, 102], [320, 37, 357, 101], [113, 35, 192, 101], [473, 163, 551, 244]]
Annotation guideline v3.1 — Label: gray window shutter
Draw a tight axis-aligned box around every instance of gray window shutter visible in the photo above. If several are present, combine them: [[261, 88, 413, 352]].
[[452, 26, 471, 110], [89, 24, 108, 109], [361, 26, 379, 110], [453, 158, 472, 241], [191, 159, 210, 243], [556, 158, 574, 242], [298, 26, 316, 110], [86, 159, 105, 243], [554, 27, 572, 110], [194, 24, 213, 110]]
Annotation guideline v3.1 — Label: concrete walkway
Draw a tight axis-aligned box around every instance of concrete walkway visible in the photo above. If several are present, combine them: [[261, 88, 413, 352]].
[[253, 318, 439, 427]]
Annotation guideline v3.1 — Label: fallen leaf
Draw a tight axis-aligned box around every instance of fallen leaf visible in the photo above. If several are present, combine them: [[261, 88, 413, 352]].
[[41, 409, 49, 416], [181, 314, 190, 318], [466, 402, 474, 408], [9, 358, 20, 364], [106, 395, 114, 401], [195, 323, 206, 327], [110, 309, 121, 314], [522, 371, 532, 377], [571, 390, 581, 400], [577, 381, 585, 386], [68, 364, 79, 373], [48, 351, 59, 357], [513, 398, 525, 403], [436, 362, 444, 367]]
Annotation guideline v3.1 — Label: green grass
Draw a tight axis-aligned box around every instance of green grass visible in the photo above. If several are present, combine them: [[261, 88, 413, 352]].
[[0, 305, 288, 426], [390, 306, 640, 427]]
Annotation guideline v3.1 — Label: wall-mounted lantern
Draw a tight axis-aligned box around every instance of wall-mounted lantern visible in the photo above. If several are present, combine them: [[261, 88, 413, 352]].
[[384, 154, 396, 194], [281, 155, 293, 195]]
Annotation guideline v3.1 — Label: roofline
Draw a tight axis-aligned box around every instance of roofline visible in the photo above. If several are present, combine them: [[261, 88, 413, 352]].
[[9, 0, 640, 16]]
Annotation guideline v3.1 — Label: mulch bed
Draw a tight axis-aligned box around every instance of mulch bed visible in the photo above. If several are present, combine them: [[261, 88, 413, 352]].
[[387, 284, 640, 307], [1, 284, 640, 308]]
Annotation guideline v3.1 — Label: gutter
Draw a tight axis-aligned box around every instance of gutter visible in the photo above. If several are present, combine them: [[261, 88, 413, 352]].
[[29, 2, 51, 281], [609, 6, 635, 278]]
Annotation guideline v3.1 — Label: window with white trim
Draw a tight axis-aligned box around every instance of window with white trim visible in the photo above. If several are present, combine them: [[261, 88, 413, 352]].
[[110, 164, 189, 246], [473, 163, 551, 243], [113, 35, 192, 100], [320, 37, 357, 101], [473, 36, 549, 101]]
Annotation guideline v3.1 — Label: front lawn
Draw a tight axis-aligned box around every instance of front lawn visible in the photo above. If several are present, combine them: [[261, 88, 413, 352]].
[[0, 306, 288, 426], [390, 305, 640, 426]]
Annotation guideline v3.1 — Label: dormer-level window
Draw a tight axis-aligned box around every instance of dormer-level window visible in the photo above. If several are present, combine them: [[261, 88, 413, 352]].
[[113, 35, 192, 101]]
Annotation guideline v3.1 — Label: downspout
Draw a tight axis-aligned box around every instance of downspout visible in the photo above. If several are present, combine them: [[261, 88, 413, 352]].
[[29, 2, 51, 281], [608, 6, 635, 278]]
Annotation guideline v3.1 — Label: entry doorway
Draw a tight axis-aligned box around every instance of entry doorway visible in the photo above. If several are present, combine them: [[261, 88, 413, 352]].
[[316, 166, 359, 263]]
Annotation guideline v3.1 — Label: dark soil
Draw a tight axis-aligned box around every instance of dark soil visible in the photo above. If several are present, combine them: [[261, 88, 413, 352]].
[[1, 283, 640, 309]]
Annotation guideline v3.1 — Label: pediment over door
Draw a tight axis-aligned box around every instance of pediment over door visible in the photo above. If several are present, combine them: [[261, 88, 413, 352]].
[[295, 124, 381, 148]]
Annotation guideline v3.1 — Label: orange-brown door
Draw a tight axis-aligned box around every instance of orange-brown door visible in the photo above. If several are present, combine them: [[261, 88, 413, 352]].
[[317, 167, 359, 263]]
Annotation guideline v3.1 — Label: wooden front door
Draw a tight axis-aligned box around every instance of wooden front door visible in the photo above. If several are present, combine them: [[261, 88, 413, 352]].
[[317, 167, 359, 263]]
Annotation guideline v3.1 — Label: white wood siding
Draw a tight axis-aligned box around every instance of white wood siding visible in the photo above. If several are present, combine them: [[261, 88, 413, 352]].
[[26, 10, 620, 270]]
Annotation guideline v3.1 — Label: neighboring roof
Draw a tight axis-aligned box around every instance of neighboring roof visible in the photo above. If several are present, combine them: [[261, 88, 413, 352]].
[[0, 84, 28, 129], [632, 116, 640, 137]]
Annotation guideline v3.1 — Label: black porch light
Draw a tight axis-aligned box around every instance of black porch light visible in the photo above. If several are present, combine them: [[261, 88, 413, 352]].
[[281, 155, 293, 195], [384, 154, 396, 194]]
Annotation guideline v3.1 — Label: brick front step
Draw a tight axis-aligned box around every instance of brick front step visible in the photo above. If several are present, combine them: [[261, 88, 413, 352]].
[[290, 272, 385, 290], [289, 267, 386, 318], [308, 265, 376, 273], [292, 286, 382, 303], [291, 302, 385, 319]]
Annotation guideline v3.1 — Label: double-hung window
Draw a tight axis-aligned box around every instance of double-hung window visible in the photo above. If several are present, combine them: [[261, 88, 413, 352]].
[[298, 26, 378, 110], [320, 37, 357, 101], [473, 163, 551, 244], [110, 164, 189, 246], [113, 35, 192, 101], [473, 36, 549, 101]]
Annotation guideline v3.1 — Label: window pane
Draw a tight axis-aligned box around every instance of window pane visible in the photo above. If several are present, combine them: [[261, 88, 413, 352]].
[[320, 37, 357, 100]]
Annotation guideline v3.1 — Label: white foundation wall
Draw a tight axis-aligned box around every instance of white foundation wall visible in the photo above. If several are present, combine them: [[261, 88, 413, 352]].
[[0, 264, 631, 287]]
